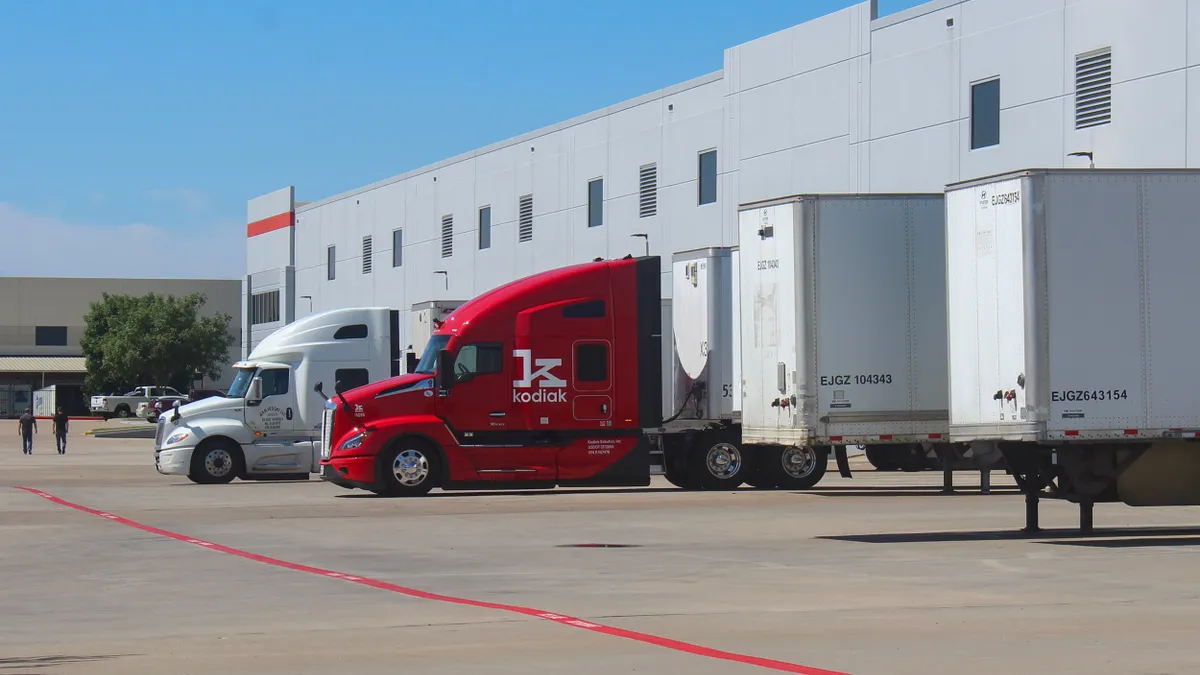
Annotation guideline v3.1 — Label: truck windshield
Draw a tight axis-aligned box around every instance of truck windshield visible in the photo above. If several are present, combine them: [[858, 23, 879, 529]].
[[414, 335, 451, 374], [226, 367, 258, 398]]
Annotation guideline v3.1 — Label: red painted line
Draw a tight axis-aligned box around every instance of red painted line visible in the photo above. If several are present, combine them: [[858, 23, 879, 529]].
[[247, 211, 294, 237], [16, 486, 850, 675]]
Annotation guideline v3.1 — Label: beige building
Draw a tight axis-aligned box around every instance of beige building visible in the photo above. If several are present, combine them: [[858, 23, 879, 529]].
[[0, 277, 242, 417]]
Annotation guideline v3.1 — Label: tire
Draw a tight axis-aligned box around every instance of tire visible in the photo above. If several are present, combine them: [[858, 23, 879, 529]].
[[115, 405, 131, 418], [373, 439, 441, 497], [694, 435, 750, 490], [740, 444, 778, 489], [664, 463, 702, 489], [865, 446, 898, 471], [188, 440, 242, 485], [771, 445, 828, 490]]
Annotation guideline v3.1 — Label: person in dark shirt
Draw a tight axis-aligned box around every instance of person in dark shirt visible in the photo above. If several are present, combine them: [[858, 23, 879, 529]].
[[52, 407, 69, 455], [18, 408, 36, 455]]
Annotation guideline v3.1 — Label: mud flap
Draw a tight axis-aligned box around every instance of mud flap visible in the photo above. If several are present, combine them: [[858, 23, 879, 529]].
[[834, 445, 852, 478]]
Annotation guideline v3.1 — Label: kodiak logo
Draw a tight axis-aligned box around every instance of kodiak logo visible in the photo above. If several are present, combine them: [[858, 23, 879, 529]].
[[512, 349, 568, 403]]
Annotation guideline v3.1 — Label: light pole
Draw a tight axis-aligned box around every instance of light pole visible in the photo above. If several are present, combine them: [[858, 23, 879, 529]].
[[1068, 151, 1095, 169], [631, 233, 649, 257]]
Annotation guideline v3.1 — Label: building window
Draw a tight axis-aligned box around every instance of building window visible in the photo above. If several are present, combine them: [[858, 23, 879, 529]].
[[260, 368, 290, 397], [441, 215, 453, 258], [478, 206, 491, 250], [698, 150, 717, 205], [250, 290, 280, 325], [362, 235, 373, 274], [518, 194, 534, 242], [334, 368, 370, 392], [971, 78, 1001, 150], [327, 245, 336, 280], [333, 324, 368, 340], [453, 343, 504, 379], [639, 164, 658, 218], [575, 343, 608, 383], [392, 228, 403, 267], [588, 178, 603, 228], [563, 300, 606, 319], [1075, 48, 1112, 130], [35, 326, 68, 346]]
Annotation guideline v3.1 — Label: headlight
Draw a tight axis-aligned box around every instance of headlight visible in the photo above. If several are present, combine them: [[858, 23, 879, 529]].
[[340, 431, 367, 451], [165, 431, 191, 445]]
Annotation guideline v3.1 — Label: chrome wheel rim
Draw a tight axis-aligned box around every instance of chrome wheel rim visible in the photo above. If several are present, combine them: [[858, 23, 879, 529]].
[[781, 447, 817, 479], [393, 449, 430, 486], [205, 449, 234, 477], [705, 442, 743, 480]]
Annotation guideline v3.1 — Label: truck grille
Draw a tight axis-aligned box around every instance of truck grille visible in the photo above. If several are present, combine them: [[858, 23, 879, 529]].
[[320, 407, 335, 459]]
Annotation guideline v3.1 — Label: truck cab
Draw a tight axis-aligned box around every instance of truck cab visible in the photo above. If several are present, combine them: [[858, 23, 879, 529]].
[[319, 256, 662, 496], [155, 307, 401, 484]]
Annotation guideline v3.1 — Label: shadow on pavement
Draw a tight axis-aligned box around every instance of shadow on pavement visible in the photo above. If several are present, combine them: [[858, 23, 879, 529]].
[[820, 525, 1200, 544], [0, 654, 133, 670], [1043, 535, 1200, 548]]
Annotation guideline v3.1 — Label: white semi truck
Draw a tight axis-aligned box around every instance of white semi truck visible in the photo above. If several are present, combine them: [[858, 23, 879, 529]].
[[945, 168, 1200, 532], [154, 307, 404, 483]]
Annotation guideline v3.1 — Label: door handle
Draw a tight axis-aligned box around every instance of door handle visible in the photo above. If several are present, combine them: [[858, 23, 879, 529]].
[[489, 411, 506, 418]]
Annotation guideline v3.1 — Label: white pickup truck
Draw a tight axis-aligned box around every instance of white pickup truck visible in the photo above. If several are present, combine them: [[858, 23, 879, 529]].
[[92, 386, 184, 419]]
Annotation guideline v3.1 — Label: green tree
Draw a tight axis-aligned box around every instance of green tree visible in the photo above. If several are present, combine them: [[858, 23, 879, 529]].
[[81, 292, 235, 394]]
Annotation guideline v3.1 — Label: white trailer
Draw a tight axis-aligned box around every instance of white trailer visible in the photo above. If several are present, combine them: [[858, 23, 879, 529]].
[[154, 307, 402, 484], [650, 247, 752, 489], [945, 168, 1200, 532], [408, 300, 464, 371], [737, 194, 986, 486]]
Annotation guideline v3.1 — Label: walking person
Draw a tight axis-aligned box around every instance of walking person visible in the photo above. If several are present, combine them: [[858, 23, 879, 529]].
[[53, 406, 69, 455], [18, 407, 37, 455]]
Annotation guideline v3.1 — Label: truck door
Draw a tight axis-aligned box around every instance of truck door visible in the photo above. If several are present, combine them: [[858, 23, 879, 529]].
[[441, 342, 556, 481], [246, 368, 298, 438]]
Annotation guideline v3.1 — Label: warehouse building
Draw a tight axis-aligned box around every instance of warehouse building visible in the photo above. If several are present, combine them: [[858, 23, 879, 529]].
[[0, 277, 242, 417], [244, 0, 1200, 358]]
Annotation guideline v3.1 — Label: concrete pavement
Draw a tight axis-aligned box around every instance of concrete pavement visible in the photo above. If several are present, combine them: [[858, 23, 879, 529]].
[[2, 423, 1199, 674]]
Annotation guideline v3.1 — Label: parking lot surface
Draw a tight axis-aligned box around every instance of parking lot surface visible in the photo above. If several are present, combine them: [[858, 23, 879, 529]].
[[2, 420, 1200, 674]]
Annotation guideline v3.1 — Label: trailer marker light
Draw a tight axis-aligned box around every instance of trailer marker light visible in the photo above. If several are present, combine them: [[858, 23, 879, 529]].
[[879, 435, 893, 441], [928, 433, 943, 439], [1065, 430, 1080, 436], [1123, 429, 1138, 436], [829, 436, 843, 442], [16, 487, 852, 675]]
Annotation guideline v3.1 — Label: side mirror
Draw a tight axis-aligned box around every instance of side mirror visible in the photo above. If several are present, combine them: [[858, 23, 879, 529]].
[[435, 349, 455, 394], [335, 380, 345, 394], [247, 377, 263, 405], [313, 381, 325, 396]]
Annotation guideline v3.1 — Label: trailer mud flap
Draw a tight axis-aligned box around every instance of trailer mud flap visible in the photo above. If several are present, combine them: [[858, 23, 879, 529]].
[[834, 445, 852, 478]]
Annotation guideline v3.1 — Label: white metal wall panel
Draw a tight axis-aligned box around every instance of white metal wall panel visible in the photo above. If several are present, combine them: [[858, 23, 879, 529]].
[[813, 198, 912, 419], [1142, 174, 1200, 427], [738, 202, 803, 442], [1043, 173, 1144, 431], [907, 196, 950, 416], [945, 177, 1027, 430]]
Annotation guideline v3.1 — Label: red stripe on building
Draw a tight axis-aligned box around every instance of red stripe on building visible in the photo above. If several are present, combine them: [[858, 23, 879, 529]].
[[247, 212, 295, 237]]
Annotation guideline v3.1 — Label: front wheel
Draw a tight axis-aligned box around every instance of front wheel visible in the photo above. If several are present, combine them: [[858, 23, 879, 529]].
[[374, 441, 441, 497], [771, 446, 828, 490], [188, 441, 242, 484]]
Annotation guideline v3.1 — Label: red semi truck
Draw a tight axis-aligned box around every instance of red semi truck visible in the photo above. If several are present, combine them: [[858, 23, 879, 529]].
[[317, 253, 821, 496], [318, 254, 664, 495]]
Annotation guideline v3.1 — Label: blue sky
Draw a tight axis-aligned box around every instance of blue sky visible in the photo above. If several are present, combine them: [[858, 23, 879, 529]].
[[0, 0, 921, 278]]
